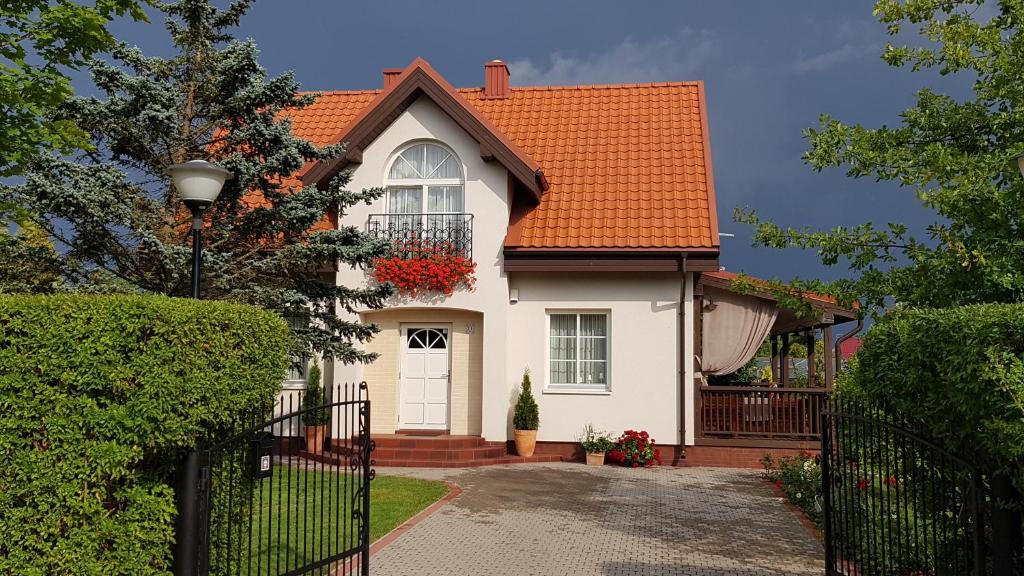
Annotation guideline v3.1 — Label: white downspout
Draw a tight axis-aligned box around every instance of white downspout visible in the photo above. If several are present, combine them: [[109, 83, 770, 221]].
[[683, 271, 695, 446]]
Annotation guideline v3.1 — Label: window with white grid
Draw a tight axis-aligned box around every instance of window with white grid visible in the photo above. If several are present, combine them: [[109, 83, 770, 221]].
[[548, 312, 609, 391], [385, 142, 464, 229]]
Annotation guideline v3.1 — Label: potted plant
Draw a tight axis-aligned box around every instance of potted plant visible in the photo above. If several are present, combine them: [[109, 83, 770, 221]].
[[579, 424, 614, 466], [512, 369, 539, 457], [302, 361, 328, 453]]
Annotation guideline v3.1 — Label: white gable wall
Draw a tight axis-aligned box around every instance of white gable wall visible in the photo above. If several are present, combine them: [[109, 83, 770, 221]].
[[333, 96, 513, 440]]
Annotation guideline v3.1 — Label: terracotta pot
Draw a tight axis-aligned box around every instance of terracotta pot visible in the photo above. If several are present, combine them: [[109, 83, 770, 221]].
[[305, 425, 326, 454], [513, 429, 537, 457], [586, 451, 606, 466]]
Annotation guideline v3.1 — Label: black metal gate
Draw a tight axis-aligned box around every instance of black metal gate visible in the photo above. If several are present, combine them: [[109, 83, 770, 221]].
[[190, 382, 375, 576], [821, 398, 985, 575]]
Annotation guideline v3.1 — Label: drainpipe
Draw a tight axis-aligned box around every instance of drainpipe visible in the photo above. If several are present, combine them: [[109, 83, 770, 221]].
[[834, 319, 863, 376], [678, 254, 687, 459]]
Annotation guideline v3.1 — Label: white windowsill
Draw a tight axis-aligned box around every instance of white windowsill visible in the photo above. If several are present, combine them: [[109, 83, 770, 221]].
[[542, 388, 611, 396]]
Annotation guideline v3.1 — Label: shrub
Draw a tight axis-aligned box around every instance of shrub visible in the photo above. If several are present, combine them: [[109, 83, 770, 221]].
[[761, 452, 823, 527], [607, 430, 661, 467], [0, 294, 290, 576], [841, 304, 1024, 486], [302, 360, 328, 426], [512, 370, 539, 430], [578, 424, 614, 454]]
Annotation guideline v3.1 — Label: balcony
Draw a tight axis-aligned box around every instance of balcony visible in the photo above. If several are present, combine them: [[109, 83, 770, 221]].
[[366, 213, 474, 259]]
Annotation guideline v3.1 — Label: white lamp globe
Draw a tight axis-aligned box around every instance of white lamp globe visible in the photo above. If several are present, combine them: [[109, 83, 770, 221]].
[[169, 160, 231, 205]]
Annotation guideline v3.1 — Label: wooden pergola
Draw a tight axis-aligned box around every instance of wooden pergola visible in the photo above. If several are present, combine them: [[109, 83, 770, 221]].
[[694, 272, 860, 448]]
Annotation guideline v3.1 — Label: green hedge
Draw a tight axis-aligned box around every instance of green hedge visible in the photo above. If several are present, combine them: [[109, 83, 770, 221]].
[[842, 303, 1024, 482], [0, 295, 290, 576]]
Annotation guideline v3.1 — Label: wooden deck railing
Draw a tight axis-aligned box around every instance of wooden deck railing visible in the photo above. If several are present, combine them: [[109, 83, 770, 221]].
[[698, 385, 828, 443]]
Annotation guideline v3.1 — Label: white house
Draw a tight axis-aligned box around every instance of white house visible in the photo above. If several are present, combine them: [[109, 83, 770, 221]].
[[285, 58, 856, 467]]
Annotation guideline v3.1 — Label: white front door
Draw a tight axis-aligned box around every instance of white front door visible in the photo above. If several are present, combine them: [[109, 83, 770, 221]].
[[400, 326, 450, 430]]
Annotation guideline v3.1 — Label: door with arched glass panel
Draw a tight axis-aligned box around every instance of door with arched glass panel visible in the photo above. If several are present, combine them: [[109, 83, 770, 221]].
[[400, 326, 450, 430]]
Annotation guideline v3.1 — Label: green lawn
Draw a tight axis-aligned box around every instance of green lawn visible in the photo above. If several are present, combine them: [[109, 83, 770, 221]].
[[208, 467, 448, 575]]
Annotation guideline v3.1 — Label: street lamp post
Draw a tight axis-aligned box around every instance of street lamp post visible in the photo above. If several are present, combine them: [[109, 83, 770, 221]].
[[168, 160, 229, 576], [168, 160, 231, 299]]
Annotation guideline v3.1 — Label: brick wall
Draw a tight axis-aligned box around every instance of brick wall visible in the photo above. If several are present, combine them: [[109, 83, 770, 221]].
[[682, 446, 818, 469]]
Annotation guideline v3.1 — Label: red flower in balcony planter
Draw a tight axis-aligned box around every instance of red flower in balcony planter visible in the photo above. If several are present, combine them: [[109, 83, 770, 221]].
[[371, 239, 477, 296]]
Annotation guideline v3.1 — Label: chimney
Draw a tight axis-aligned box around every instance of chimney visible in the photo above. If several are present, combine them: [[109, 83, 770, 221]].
[[383, 68, 403, 90], [483, 59, 510, 99]]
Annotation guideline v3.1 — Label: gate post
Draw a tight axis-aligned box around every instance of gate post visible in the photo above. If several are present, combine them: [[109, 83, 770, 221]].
[[173, 447, 202, 576], [991, 473, 1023, 575], [361, 398, 372, 576], [821, 402, 834, 575]]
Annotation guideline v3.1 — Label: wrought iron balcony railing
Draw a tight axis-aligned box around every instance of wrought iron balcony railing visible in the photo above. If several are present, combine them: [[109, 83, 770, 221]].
[[366, 213, 474, 260]]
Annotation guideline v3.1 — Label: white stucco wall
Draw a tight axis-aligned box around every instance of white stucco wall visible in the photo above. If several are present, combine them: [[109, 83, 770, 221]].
[[506, 272, 685, 445], [333, 96, 512, 440]]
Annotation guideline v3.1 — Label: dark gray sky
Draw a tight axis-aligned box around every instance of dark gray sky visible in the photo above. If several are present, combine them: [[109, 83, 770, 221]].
[[102, 0, 974, 282]]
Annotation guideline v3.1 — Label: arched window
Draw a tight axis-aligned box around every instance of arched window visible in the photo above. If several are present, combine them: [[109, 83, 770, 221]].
[[384, 142, 464, 229]]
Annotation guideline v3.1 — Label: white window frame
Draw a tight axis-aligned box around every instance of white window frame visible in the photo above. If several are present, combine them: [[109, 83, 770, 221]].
[[543, 310, 611, 395], [384, 141, 465, 218], [283, 316, 310, 390]]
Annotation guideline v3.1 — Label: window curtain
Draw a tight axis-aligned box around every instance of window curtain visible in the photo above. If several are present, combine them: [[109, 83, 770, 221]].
[[700, 286, 778, 376], [387, 187, 422, 230], [427, 185, 464, 229], [550, 314, 576, 384]]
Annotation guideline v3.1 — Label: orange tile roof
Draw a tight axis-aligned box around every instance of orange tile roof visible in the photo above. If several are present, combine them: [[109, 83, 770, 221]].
[[286, 74, 720, 251]]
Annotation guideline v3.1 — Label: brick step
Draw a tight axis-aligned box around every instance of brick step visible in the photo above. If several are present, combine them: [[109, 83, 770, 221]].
[[372, 446, 507, 461], [369, 435, 487, 450]]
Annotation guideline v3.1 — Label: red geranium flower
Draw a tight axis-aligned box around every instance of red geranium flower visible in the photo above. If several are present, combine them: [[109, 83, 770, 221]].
[[371, 239, 477, 296], [857, 478, 869, 490], [610, 429, 659, 468]]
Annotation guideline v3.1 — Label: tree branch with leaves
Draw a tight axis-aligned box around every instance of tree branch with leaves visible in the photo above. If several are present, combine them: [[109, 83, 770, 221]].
[[739, 0, 1024, 316], [2, 0, 391, 363]]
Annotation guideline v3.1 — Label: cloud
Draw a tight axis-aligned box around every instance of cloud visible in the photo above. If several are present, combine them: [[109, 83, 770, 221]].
[[507, 28, 719, 86], [790, 43, 877, 74], [790, 19, 882, 74]]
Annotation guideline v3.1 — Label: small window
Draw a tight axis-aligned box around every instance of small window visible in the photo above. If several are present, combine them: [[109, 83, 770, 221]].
[[407, 328, 448, 350], [548, 313, 609, 391], [285, 316, 310, 385]]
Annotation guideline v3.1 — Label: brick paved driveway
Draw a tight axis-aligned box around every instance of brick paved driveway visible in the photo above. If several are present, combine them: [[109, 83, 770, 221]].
[[370, 463, 823, 576]]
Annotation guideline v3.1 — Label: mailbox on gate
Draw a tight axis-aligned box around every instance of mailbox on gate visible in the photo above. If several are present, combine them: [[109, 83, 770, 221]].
[[251, 431, 273, 479]]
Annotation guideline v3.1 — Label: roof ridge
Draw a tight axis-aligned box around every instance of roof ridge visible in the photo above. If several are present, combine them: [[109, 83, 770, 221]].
[[458, 80, 702, 92], [298, 80, 702, 96], [298, 89, 383, 96]]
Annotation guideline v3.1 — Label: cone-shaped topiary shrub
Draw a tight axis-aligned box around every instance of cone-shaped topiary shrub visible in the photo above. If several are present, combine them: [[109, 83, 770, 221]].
[[513, 370, 540, 430], [302, 360, 329, 426]]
